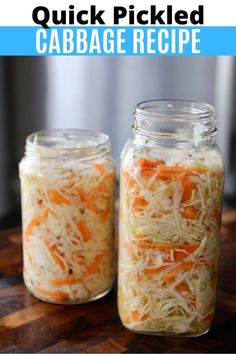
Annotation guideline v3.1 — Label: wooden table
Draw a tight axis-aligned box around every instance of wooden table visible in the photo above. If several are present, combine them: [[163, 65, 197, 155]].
[[0, 218, 236, 353]]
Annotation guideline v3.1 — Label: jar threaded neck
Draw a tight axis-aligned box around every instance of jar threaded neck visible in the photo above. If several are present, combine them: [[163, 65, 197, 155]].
[[25, 129, 111, 161], [133, 99, 216, 147]]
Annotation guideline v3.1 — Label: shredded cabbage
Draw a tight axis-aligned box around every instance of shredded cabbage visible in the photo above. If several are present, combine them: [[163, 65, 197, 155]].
[[20, 153, 115, 304], [118, 145, 224, 335]]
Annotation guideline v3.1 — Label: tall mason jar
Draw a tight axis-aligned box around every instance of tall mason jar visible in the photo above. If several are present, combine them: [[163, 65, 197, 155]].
[[118, 100, 224, 336], [19, 129, 115, 304]]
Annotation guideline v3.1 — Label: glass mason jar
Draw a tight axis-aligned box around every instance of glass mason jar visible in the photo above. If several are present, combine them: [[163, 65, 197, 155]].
[[19, 129, 115, 304], [118, 100, 224, 336]]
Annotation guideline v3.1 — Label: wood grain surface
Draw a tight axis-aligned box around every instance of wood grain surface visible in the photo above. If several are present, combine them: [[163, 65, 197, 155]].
[[0, 215, 236, 353]]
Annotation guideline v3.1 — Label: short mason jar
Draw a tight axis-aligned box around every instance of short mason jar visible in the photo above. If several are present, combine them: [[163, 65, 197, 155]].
[[19, 129, 115, 304], [118, 100, 224, 336]]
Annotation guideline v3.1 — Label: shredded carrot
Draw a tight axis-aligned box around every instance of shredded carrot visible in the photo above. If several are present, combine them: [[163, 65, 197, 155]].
[[175, 283, 196, 308], [131, 310, 149, 322], [156, 166, 208, 180], [143, 265, 169, 275], [44, 239, 65, 270], [50, 277, 83, 286], [34, 286, 69, 301], [137, 161, 208, 180], [76, 220, 92, 241], [24, 209, 49, 241], [181, 206, 199, 219], [136, 158, 163, 169], [181, 178, 197, 202], [25, 245, 33, 265], [52, 253, 107, 285], [133, 197, 148, 211], [87, 253, 105, 274], [140, 168, 157, 177], [162, 262, 195, 283], [92, 182, 107, 195], [100, 207, 110, 222], [175, 283, 190, 293], [48, 190, 70, 205], [76, 188, 98, 213], [174, 243, 199, 260], [105, 171, 115, 181], [136, 159, 159, 177], [93, 163, 106, 175]]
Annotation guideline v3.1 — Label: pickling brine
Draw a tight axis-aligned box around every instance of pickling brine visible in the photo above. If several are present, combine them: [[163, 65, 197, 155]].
[[19, 129, 115, 304], [118, 100, 224, 336]]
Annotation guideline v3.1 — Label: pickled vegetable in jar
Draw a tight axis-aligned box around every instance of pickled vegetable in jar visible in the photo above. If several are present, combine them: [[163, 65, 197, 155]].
[[19, 129, 115, 304], [118, 100, 224, 336]]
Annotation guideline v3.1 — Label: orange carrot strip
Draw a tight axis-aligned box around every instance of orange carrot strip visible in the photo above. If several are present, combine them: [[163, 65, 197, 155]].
[[48, 190, 70, 205], [52, 253, 106, 285], [136, 158, 163, 169], [162, 262, 195, 283], [76, 188, 98, 213], [156, 166, 208, 180], [143, 265, 169, 275], [175, 283, 190, 293], [87, 253, 105, 274], [156, 172, 175, 180], [50, 277, 83, 286], [92, 182, 107, 195], [136, 158, 162, 177], [131, 310, 148, 322], [25, 245, 33, 265], [105, 171, 115, 181], [44, 239, 65, 270], [181, 179, 197, 202], [100, 207, 110, 222], [181, 206, 199, 219], [160, 166, 208, 175], [34, 286, 69, 301], [140, 169, 157, 177], [133, 197, 148, 211], [93, 163, 106, 175], [175, 283, 196, 308], [76, 220, 92, 241], [24, 209, 49, 241], [185, 243, 199, 253], [174, 243, 199, 261]]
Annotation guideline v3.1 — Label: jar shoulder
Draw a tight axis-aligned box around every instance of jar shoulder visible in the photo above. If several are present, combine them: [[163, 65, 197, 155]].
[[121, 139, 224, 172], [19, 153, 115, 178]]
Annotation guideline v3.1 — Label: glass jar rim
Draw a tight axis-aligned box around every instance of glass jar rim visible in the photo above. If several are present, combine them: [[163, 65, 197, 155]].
[[133, 99, 217, 147], [26, 129, 111, 160], [134, 99, 215, 121]]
